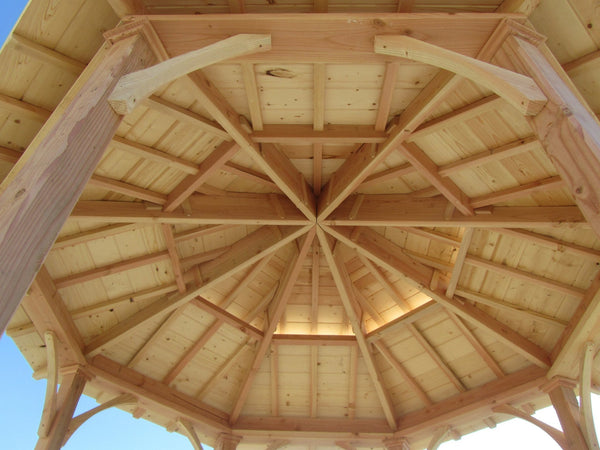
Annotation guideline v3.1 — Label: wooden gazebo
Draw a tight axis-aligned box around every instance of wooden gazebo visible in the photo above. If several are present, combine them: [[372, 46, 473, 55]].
[[1, 0, 600, 449]]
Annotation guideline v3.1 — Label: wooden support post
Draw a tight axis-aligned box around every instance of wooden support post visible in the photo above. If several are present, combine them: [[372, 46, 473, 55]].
[[214, 432, 242, 450], [542, 378, 590, 450], [580, 342, 600, 449], [35, 368, 89, 450], [0, 31, 156, 334]]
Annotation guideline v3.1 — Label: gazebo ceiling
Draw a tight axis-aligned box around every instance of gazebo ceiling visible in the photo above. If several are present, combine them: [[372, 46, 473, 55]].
[[1, 1, 600, 449]]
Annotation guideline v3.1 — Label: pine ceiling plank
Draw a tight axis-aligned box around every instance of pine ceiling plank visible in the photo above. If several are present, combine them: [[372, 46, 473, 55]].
[[324, 195, 586, 228], [326, 226, 552, 368], [357, 254, 411, 312], [106, 0, 147, 17], [0, 92, 52, 122], [220, 254, 275, 310], [318, 227, 397, 431], [469, 175, 566, 208], [229, 228, 315, 424], [83, 225, 308, 356], [71, 194, 311, 226], [109, 34, 272, 115], [375, 35, 547, 116]]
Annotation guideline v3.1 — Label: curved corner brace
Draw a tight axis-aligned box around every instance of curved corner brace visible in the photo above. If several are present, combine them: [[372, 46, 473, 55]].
[[62, 393, 137, 446], [580, 341, 600, 449], [492, 404, 568, 449], [37, 331, 58, 438], [374, 35, 547, 116], [177, 418, 204, 450], [108, 34, 272, 115]]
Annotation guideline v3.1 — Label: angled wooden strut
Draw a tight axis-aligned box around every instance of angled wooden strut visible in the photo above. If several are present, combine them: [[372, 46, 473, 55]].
[[109, 34, 271, 114], [374, 35, 547, 115]]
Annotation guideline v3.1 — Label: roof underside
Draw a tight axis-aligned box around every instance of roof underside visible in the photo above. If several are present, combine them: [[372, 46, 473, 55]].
[[2, 0, 600, 449]]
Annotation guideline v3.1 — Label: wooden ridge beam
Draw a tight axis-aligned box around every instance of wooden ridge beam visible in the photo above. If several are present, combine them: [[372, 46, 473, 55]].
[[324, 195, 586, 228], [71, 194, 310, 226], [375, 35, 547, 115], [88, 355, 230, 431], [229, 228, 316, 424], [318, 228, 397, 431], [326, 226, 552, 368], [109, 34, 271, 114], [251, 124, 387, 145], [83, 225, 307, 356]]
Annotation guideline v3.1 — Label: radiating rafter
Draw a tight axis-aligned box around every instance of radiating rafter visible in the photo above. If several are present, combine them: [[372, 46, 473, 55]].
[[229, 228, 316, 424], [373, 340, 432, 407], [83, 225, 310, 357], [325, 225, 552, 368], [407, 323, 466, 393], [318, 228, 397, 431], [163, 319, 224, 386]]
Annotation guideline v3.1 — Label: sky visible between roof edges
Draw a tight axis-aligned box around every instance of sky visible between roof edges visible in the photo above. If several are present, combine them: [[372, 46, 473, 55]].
[[0, 2, 598, 450]]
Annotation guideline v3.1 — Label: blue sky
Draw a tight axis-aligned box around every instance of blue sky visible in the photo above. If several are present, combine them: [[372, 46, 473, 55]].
[[0, 2, 598, 450]]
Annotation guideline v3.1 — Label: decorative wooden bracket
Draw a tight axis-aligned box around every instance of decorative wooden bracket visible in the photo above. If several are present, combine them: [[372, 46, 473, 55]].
[[374, 35, 547, 116], [492, 403, 568, 449], [62, 393, 137, 446], [108, 34, 271, 115], [37, 331, 59, 438], [580, 342, 600, 449], [427, 425, 459, 450]]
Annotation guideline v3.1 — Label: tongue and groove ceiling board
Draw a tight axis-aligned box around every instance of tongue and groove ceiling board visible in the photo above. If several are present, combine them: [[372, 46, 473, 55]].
[[1, 0, 600, 449]]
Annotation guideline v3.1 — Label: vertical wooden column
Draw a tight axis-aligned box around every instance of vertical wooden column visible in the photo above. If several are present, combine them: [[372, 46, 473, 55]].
[[214, 432, 242, 450], [0, 26, 156, 333], [542, 378, 590, 450], [383, 437, 410, 450], [35, 368, 89, 450]]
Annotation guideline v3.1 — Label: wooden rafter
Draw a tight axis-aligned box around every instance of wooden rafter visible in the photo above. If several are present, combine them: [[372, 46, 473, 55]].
[[162, 224, 186, 293], [229, 228, 316, 424], [375, 35, 547, 115], [318, 228, 397, 431], [83, 226, 309, 356], [325, 226, 552, 368], [163, 141, 239, 212], [407, 323, 466, 393], [252, 125, 387, 145], [357, 254, 411, 312]]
